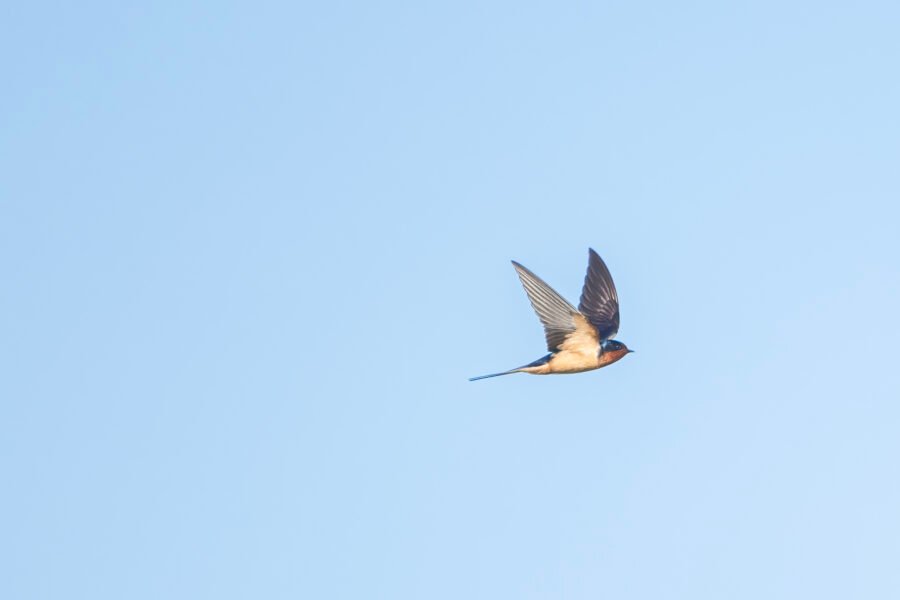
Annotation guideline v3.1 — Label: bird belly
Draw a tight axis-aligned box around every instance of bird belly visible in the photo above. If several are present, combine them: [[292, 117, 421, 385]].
[[518, 348, 629, 375], [546, 350, 600, 374]]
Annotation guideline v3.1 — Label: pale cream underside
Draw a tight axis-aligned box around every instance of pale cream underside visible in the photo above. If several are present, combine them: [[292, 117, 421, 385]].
[[519, 314, 626, 375]]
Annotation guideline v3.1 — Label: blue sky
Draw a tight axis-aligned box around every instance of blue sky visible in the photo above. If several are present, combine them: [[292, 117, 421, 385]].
[[3, 1, 900, 598]]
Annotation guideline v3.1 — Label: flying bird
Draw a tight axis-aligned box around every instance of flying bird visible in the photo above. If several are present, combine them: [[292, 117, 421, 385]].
[[469, 248, 633, 381]]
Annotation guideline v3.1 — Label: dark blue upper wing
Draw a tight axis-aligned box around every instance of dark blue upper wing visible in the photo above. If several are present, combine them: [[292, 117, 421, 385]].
[[578, 248, 620, 341]]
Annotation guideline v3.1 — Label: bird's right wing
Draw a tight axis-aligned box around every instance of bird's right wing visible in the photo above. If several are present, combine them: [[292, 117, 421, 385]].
[[512, 261, 584, 352]]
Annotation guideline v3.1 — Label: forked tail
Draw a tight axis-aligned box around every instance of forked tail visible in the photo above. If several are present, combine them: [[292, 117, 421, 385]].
[[468, 354, 552, 382], [468, 369, 519, 382]]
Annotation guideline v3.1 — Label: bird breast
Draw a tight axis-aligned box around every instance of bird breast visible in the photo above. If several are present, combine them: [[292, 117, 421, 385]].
[[597, 348, 629, 368]]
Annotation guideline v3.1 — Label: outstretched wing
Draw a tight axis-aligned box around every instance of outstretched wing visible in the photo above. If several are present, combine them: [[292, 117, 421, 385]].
[[512, 261, 581, 351], [578, 248, 620, 341]]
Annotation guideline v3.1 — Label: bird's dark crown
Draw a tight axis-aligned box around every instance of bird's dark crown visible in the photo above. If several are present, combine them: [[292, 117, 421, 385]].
[[602, 339, 630, 353]]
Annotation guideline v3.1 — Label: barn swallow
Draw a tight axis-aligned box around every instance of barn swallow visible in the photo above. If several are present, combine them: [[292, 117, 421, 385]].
[[469, 248, 633, 381]]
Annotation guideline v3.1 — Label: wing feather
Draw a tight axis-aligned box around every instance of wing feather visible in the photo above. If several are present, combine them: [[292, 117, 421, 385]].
[[578, 248, 620, 341], [511, 261, 579, 351]]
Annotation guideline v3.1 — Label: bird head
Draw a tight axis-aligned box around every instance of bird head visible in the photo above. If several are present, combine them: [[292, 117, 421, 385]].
[[602, 340, 634, 355]]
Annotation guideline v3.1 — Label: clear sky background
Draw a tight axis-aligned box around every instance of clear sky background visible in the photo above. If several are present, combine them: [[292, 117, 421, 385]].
[[3, 2, 900, 598]]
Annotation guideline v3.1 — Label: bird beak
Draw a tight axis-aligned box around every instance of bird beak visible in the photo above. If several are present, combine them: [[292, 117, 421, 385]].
[[627, 349, 635, 353]]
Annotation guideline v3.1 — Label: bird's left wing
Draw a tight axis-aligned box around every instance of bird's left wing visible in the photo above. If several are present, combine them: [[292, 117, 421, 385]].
[[512, 261, 584, 352], [578, 248, 620, 341]]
